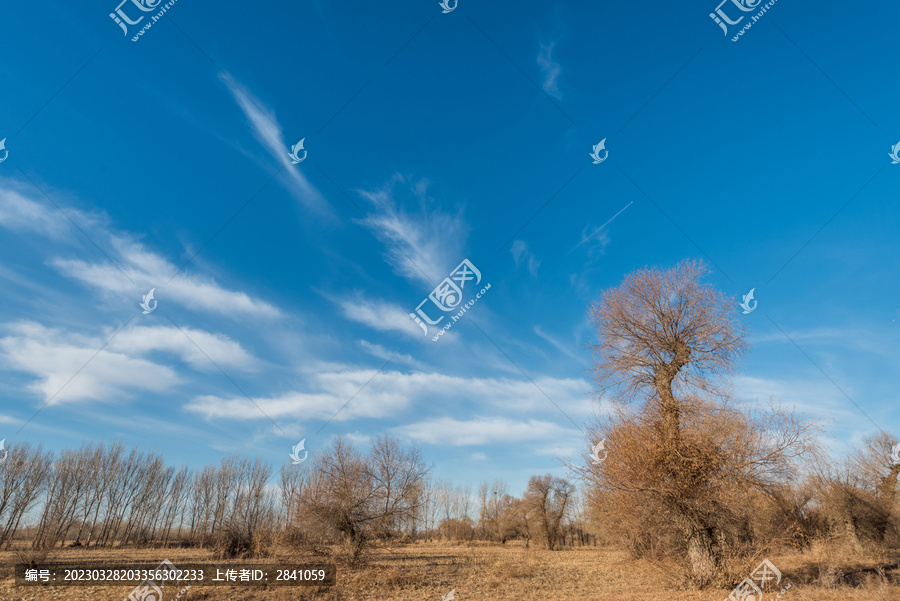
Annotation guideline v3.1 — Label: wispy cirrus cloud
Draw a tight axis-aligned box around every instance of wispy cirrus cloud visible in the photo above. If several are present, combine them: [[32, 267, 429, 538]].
[[356, 175, 467, 287], [220, 74, 329, 213], [334, 176, 471, 342], [0, 321, 260, 405], [0, 322, 181, 404], [575, 225, 610, 256], [537, 41, 563, 101], [0, 177, 282, 320], [52, 242, 282, 320], [109, 325, 260, 372], [511, 240, 540, 276], [337, 294, 424, 338], [393, 416, 580, 446], [0, 180, 105, 241], [186, 367, 591, 427], [187, 367, 419, 423], [359, 340, 428, 370], [572, 201, 632, 258], [734, 374, 864, 421], [534, 325, 588, 366]]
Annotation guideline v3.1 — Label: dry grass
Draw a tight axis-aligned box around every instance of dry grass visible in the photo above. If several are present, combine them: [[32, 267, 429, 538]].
[[0, 542, 898, 600]]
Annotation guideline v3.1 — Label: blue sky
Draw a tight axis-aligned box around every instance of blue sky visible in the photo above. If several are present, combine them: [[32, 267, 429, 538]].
[[1, 0, 898, 495]]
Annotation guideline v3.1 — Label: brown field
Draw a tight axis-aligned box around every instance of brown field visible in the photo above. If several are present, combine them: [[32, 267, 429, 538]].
[[1, 543, 899, 601]]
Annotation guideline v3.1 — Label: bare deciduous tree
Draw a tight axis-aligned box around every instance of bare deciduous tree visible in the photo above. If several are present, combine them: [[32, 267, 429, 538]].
[[813, 432, 900, 550], [589, 260, 747, 443], [525, 474, 573, 550], [587, 260, 814, 586], [0, 443, 52, 548], [297, 436, 428, 562]]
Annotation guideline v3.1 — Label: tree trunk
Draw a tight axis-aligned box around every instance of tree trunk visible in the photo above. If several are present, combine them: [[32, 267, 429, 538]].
[[686, 526, 717, 586]]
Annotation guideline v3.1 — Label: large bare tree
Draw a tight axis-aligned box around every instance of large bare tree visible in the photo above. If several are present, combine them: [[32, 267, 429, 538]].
[[589, 259, 746, 443], [587, 260, 813, 586]]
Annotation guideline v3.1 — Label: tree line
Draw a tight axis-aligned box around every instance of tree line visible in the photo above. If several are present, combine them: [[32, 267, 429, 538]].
[[0, 435, 588, 562]]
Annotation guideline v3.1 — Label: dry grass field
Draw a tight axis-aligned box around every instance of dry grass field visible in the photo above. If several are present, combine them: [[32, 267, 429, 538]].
[[1, 542, 899, 601]]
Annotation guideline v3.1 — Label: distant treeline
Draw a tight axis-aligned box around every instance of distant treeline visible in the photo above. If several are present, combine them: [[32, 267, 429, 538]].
[[0, 436, 593, 561]]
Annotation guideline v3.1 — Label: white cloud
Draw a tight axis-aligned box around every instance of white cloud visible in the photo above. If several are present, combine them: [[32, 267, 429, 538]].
[[109, 325, 259, 372], [186, 368, 418, 422], [511, 240, 540, 276], [0, 178, 112, 241], [537, 42, 562, 101], [338, 294, 424, 338], [186, 368, 592, 425], [357, 176, 467, 286], [341, 431, 374, 448], [576, 225, 610, 255], [748, 327, 891, 360], [51, 237, 282, 320], [359, 340, 428, 370], [0, 179, 283, 321], [533, 444, 581, 457], [0, 322, 181, 404], [220, 74, 328, 213], [0, 184, 70, 239], [0, 321, 259, 404], [393, 416, 579, 446]]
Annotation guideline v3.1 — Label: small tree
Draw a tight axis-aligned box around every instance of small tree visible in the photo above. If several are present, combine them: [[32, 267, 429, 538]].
[[297, 436, 428, 562], [525, 475, 573, 550], [812, 432, 900, 550]]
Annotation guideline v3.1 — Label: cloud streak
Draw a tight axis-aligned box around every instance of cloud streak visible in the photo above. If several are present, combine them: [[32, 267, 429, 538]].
[[0, 322, 181, 404], [393, 416, 579, 446], [220, 74, 329, 213], [357, 176, 467, 287], [0, 178, 282, 320], [186, 368, 591, 426], [537, 42, 562, 101], [338, 294, 424, 338], [0, 321, 260, 405], [511, 240, 540, 276]]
